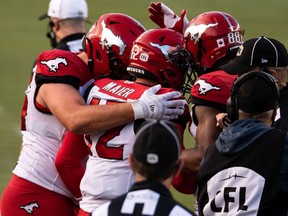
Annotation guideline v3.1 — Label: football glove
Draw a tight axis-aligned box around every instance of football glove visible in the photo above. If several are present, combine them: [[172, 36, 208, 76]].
[[148, 2, 189, 34], [132, 84, 185, 120]]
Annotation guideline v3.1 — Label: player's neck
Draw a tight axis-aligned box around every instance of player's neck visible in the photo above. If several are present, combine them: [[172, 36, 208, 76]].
[[135, 78, 157, 87]]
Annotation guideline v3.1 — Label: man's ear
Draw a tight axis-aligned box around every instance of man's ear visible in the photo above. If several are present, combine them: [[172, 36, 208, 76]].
[[50, 19, 60, 31], [268, 68, 287, 89], [267, 68, 277, 76], [55, 21, 60, 31], [268, 69, 280, 82]]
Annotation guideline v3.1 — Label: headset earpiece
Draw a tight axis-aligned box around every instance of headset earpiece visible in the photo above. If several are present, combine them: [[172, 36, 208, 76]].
[[226, 71, 279, 123], [46, 21, 57, 48], [227, 87, 239, 122]]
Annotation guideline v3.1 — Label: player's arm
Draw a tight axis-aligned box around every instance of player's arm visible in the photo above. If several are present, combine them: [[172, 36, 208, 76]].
[[38, 83, 185, 134], [55, 131, 88, 199], [179, 105, 222, 173], [172, 140, 199, 194], [171, 103, 198, 194], [180, 147, 203, 173], [38, 83, 134, 134], [194, 105, 222, 156]]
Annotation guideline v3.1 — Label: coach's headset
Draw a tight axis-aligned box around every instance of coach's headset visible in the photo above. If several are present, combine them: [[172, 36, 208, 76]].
[[226, 71, 279, 122]]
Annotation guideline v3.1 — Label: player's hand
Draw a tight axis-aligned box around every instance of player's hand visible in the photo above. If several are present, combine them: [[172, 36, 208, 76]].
[[148, 2, 189, 33], [132, 84, 185, 120], [216, 113, 230, 129]]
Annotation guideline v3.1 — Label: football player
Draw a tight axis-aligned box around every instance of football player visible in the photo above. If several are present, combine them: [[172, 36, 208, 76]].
[[0, 13, 186, 216], [56, 27, 193, 216], [148, 5, 245, 214], [148, 2, 244, 195]]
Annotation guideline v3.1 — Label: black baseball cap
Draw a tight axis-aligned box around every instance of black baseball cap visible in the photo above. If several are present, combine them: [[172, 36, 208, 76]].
[[221, 36, 288, 75], [237, 71, 279, 113], [133, 120, 181, 166]]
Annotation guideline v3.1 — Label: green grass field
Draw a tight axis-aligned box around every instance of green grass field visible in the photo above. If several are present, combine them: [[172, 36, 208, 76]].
[[0, 0, 287, 211]]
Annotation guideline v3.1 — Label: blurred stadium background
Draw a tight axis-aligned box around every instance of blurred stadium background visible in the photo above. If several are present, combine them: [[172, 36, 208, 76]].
[[0, 0, 287, 211]]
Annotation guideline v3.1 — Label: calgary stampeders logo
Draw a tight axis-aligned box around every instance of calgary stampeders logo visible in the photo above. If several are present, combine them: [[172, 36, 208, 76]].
[[184, 23, 218, 44], [194, 79, 221, 95], [41, 57, 68, 72], [100, 20, 127, 55], [150, 42, 173, 60], [19, 201, 39, 214]]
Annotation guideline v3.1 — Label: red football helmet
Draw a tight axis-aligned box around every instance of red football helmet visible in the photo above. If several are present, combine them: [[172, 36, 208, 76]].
[[127, 28, 192, 92], [184, 11, 244, 73], [83, 13, 146, 79]]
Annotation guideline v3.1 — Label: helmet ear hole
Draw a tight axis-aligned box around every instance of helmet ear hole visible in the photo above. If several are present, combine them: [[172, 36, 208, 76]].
[[83, 37, 95, 74], [96, 50, 102, 61], [81, 35, 87, 52], [158, 70, 169, 88], [166, 69, 176, 78]]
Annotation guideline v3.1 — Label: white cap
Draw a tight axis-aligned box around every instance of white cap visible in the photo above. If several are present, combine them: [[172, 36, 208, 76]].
[[39, 0, 88, 20]]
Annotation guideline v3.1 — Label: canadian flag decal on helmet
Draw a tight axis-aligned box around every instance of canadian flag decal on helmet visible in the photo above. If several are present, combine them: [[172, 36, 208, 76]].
[[185, 23, 218, 44], [100, 20, 127, 55]]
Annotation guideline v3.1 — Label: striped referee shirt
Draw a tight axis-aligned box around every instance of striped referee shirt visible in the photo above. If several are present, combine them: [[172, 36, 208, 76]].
[[90, 181, 196, 216]]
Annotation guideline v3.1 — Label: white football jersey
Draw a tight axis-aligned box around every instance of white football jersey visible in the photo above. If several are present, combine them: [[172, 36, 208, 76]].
[[79, 78, 189, 212], [13, 49, 93, 198], [79, 78, 147, 212], [13, 72, 72, 197]]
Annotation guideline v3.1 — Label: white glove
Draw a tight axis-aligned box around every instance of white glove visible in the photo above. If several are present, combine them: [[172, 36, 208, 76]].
[[131, 84, 185, 120], [148, 2, 189, 34]]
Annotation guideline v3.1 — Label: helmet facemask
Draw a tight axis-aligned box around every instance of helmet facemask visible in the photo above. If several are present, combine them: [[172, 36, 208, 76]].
[[168, 47, 194, 93]]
